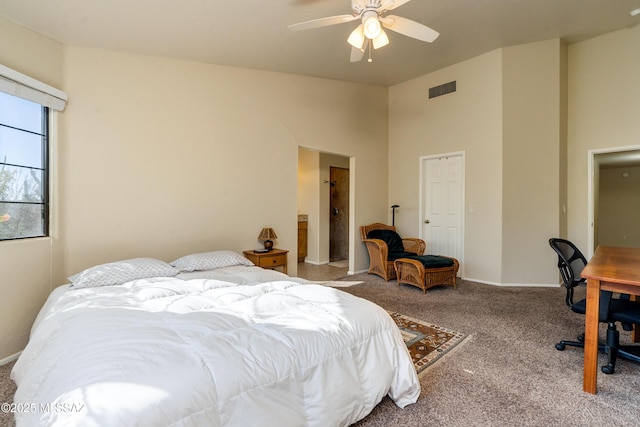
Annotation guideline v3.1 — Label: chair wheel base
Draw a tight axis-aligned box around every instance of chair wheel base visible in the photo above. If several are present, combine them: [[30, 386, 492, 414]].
[[555, 342, 566, 351], [601, 364, 615, 375]]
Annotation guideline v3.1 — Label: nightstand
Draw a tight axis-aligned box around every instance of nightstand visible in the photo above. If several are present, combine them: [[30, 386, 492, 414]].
[[243, 248, 288, 274]]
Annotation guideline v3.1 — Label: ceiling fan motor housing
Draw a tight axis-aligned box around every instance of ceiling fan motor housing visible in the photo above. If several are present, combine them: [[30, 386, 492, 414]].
[[353, 0, 384, 16]]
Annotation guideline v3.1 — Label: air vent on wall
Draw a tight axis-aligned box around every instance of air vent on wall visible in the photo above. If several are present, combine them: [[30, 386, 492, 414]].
[[429, 81, 456, 99]]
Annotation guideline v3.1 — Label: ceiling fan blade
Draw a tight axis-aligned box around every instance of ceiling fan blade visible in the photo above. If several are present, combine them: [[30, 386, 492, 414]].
[[380, 0, 412, 12], [350, 46, 365, 62], [381, 15, 439, 42], [288, 14, 358, 31]]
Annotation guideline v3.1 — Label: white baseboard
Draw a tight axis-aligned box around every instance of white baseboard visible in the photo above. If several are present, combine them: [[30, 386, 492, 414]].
[[0, 351, 21, 366], [463, 276, 560, 288], [302, 260, 329, 266]]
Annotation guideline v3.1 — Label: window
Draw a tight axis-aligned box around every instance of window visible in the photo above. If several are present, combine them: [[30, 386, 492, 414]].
[[0, 91, 49, 240], [0, 64, 67, 241]]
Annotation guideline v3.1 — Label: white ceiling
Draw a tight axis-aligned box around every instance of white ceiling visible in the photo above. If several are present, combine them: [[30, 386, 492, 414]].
[[1, 0, 639, 86]]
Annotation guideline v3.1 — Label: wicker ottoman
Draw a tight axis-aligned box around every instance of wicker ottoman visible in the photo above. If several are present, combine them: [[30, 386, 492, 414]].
[[393, 256, 459, 294]]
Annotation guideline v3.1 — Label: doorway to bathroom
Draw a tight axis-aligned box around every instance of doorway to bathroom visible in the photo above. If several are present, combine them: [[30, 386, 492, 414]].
[[297, 148, 351, 268]]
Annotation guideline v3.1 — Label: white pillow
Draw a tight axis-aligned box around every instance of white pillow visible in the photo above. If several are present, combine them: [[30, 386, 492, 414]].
[[170, 250, 254, 272], [69, 257, 179, 289]]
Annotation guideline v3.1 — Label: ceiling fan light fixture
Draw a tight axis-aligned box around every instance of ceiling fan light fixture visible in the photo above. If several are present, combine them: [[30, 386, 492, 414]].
[[288, 0, 440, 63], [347, 25, 365, 49], [362, 11, 381, 39], [372, 29, 389, 49]]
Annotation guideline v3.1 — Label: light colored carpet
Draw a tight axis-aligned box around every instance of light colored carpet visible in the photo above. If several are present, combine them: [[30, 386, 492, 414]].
[[342, 273, 640, 427], [0, 360, 16, 427]]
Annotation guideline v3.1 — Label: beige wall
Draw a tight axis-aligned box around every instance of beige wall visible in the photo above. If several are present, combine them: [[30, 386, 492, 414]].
[[0, 17, 64, 88], [297, 148, 320, 262], [389, 40, 565, 286], [0, 238, 52, 362], [597, 166, 640, 247], [389, 50, 504, 284], [298, 148, 321, 263], [567, 25, 640, 255], [58, 47, 388, 284], [0, 17, 63, 361], [501, 39, 564, 285]]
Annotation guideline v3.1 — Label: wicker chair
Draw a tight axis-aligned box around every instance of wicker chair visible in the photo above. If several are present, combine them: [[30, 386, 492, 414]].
[[360, 223, 426, 281]]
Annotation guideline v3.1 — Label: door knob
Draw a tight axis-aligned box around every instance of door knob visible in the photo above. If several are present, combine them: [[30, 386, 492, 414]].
[[424, 219, 430, 224], [332, 208, 339, 216]]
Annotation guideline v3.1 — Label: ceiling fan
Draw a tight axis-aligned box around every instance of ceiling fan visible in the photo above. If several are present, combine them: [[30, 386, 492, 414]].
[[288, 0, 439, 63]]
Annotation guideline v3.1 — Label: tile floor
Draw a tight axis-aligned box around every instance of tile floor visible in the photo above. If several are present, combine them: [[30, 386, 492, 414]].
[[296, 262, 348, 281]]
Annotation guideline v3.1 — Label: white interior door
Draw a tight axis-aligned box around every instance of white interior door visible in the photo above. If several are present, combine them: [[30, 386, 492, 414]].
[[421, 154, 464, 264]]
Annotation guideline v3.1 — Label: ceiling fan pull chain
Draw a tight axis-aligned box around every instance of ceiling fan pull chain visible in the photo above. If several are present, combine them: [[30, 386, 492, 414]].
[[368, 39, 373, 62]]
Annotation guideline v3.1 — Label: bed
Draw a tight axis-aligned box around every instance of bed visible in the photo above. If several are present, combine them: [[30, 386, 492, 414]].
[[11, 251, 420, 426]]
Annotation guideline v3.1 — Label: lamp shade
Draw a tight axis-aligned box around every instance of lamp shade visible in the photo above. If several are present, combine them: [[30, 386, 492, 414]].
[[258, 227, 278, 241], [347, 25, 365, 49], [258, 227, 277, 250], [372, 29, 389, 49]]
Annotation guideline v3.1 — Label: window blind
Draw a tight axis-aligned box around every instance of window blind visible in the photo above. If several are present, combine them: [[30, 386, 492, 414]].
[[0, 64, 67, 111]]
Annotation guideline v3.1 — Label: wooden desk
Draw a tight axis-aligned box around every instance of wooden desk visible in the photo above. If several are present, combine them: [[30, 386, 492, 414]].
[[581, 246, 640, 394]]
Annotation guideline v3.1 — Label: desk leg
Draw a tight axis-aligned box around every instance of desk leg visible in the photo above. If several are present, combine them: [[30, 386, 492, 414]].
[[631, 295, 639, 344], [583, 278, 600, 394]]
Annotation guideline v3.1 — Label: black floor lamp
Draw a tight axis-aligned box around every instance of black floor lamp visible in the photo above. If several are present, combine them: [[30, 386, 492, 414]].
[[391, 205, 399, 226]]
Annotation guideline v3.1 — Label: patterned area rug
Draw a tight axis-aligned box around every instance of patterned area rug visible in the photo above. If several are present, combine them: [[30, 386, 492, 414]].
[[389, 312, 467, 374]]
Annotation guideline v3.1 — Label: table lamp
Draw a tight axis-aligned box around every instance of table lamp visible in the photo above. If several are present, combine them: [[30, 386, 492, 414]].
[[258, 227, 278, 250]]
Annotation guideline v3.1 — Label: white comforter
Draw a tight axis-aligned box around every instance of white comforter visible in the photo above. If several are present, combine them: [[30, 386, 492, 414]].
[[12, 276, 419, 426]]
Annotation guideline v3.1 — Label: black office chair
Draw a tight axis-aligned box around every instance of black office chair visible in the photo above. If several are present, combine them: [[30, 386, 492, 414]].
[[549, 238, 640, 374]]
